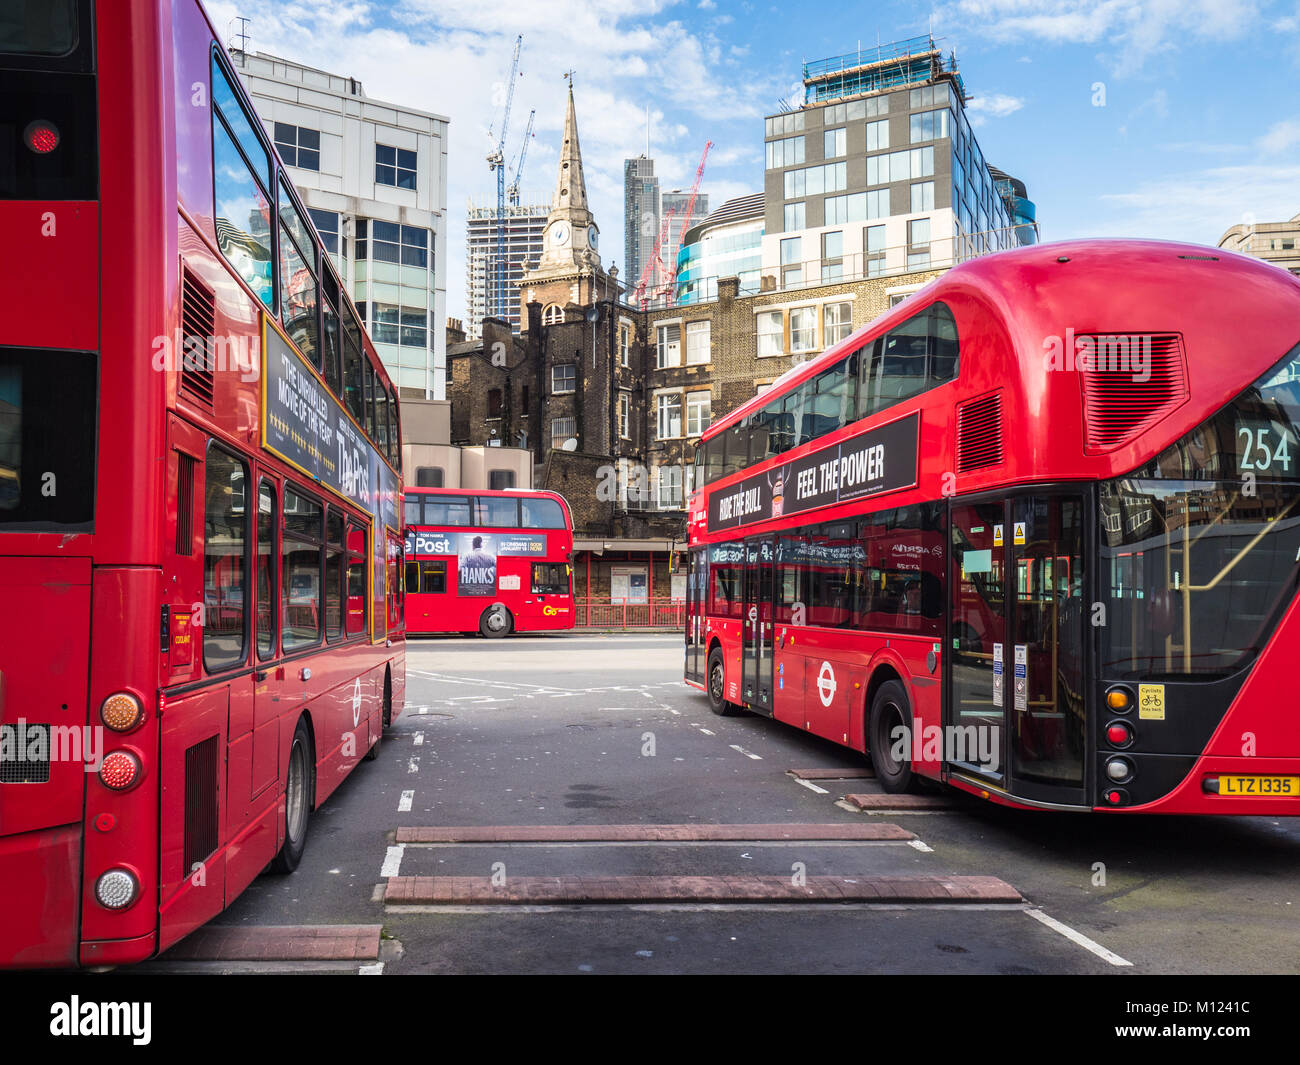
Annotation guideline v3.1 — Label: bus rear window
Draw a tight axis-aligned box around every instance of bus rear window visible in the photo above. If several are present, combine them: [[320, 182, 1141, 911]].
[[0, 2, 78, 56], [0, 346, 96, 530]]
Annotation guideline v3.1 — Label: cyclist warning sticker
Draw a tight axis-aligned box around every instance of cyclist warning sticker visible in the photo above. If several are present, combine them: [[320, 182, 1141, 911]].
[[1013, 522, 1026, 545], [993, 524, 1004, 547], [1138, 684, 1166, 720]]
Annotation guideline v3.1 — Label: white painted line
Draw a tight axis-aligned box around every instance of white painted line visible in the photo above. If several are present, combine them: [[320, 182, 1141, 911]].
[[697, 728, 716, 736], [407, 757, 420, 774], [380, 844, 405, 878], [398, 790, 414, 812], [729, 744, 763, 761], [413, 733, 425, 746], [794, 777, 829, 795], [668, 708, 681, 716], [359, 963, 384, 975], [908, 839, 934, 853], [1025, 908, 1133, 967]]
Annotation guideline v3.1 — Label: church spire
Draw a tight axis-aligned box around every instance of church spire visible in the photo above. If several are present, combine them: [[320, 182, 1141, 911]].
[[553, 80, 589, 214]]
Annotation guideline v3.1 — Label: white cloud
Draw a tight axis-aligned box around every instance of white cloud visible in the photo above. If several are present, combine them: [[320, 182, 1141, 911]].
[[1258, 118, 1300, 154], [966, 92, 1025, 126]]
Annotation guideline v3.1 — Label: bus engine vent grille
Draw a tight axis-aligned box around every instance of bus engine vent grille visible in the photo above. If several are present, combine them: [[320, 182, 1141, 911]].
[[956, 392, 1003, 472], [0, 724, 50, 783], [175, 452, 196, 556], [179, 266, 216, 408], [1079, 333, 1188, 453], [183, 735, 220, 874]]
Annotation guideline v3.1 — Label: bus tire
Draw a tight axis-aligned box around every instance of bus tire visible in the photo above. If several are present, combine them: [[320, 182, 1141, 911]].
[[271, 718, 314, 874], [868, 680, 915, 794], [706, 647, 740, 716], [479, 605, 513, 638]]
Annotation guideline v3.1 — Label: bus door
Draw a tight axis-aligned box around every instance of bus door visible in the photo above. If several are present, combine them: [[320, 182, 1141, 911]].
[[947, 494, 1088, 805], [742, 536, 775, 714], [685, 547, 707, 684]]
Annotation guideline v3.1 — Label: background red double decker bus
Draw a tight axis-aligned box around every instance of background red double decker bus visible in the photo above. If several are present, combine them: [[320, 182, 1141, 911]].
[[685, 238, 1300, 816], [404, 487, 575, 637], [1, 0, 404, 968]]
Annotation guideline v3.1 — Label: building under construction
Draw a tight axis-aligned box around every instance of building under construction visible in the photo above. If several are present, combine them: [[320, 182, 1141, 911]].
[[465, 200, 548, 336]]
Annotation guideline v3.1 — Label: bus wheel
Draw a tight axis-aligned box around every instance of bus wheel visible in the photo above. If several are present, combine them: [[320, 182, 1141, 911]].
[[479, 605, 513, 638], [271, 718, 313, 873], [706, 647, 740, 716], [366, 672, 391, 761], [868, 680, 914, 794]]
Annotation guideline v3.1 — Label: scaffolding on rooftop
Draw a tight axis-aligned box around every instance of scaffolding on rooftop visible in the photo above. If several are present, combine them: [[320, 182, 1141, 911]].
[[803, 33, 965, 104]]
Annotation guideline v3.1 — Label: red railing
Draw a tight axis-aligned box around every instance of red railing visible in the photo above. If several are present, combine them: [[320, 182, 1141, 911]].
[[574, 598, 686, 629]]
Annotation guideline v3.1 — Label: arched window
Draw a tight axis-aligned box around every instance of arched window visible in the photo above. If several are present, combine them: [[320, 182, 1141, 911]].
[[542, 304, 564, 325]]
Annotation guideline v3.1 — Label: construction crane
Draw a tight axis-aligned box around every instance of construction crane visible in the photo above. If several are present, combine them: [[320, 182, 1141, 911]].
[[505, 108, 535, 207], [632, 140, 712, 309], [486, 34, 523, 322]]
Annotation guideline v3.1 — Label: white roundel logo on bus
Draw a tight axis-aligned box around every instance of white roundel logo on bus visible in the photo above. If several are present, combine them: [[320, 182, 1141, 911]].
[[817, 661, 837, 707], [352, 679, 363, 728]]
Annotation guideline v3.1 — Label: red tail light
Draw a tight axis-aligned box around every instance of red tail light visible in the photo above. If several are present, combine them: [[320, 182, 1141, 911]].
[[23, 120, 60, 154], [99, 751, 141, 791]]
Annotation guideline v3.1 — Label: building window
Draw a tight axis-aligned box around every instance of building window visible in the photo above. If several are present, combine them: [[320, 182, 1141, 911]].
[[757, 310, 784, 357], [781, 236, 802, 287], [619, 322, 632, 366], [375, 143, 417, 190], [656, 465, 683, 509], [542, 304, 564, 325], [415, 466, 444, 487], [866, 119, 889, 152], [619, 392, 631, 439], [487, 388, 503, 418], [360, 221, 429, 267], [274, 123, 320, 171], [307, 208, 340, 256], [656, 323, 681, 368], [764, 134, 805, 168], [686, 390, 712, 437], [821, 230, 843, 282], [909, 217, 931, 252], [784, 162, 847, 199], [783, 201, 805, 231], [910, 181, 935, 213], [789, 306, 817, 353], [824, 302, 852, 346], [685, 320, 711, 364], [552, 364, 576, 394], [824, 127, 846, 158], [909, 109, 951, 144], [489, 470, 516, 490], [865, 224, 886, 276], [551, 417, 576, 450], [765, 111, 805, 137], [656, 392, 683, 439]]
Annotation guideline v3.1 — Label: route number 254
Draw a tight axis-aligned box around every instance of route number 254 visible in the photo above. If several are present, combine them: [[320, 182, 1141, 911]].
[[1238, 426, 1293, 472]]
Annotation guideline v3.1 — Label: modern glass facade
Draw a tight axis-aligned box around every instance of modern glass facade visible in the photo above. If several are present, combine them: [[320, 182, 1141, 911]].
[[674, 193, 765, 306]]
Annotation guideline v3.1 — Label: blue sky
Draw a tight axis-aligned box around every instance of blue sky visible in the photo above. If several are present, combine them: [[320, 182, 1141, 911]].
[[203, 0, 1300, 321]]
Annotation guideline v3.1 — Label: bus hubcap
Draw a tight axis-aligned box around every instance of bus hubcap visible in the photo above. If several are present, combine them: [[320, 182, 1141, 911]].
[[710, 662, 723, 702], [286, 743, 306, 843]]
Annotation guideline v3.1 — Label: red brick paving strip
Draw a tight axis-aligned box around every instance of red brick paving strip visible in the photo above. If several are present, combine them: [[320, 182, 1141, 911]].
[[788, 768, 875, 780], [844, 793, 957, 810], [385, 875, 1020, 904], [395, 823, 913, 843], [163, 924, 382, 961]]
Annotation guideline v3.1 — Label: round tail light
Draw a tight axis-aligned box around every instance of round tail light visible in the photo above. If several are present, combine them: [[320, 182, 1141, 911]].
[[101, 692, 143, 732], [95, 869, 139, 910], [99, 751, 141, 791], [23, 119, 60, 154]]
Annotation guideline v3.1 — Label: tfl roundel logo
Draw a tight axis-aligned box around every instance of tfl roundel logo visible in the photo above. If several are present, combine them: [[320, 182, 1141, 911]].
[[817, 661, 837, 707]]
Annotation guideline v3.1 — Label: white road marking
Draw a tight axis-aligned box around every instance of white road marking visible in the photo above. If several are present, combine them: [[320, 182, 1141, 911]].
[[380, 845, 405, 878], [1025, 908, 1133, 967], [668, 708, 682, 716], [697, 727, 716, 736], [729, 744, 763, 761], [398, 790, 414, 812], [794, 778, 830, 795], [408, 757, 420, 774], [908, 839, 934, 853], [359, 963, 384, 975], [413, 733, 424, 746]]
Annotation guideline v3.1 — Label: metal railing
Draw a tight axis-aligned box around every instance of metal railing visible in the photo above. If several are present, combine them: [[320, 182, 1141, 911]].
[[574, 597, 686, 629]]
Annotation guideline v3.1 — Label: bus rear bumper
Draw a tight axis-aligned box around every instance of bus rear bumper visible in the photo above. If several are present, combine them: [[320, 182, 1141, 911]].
[[80, 932, 157, 968], [0, 823, 82, 968], [1106, 756, 1300, 815]]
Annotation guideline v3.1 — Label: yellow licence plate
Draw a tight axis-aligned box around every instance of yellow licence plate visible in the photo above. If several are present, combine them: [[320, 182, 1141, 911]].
[[1218, 775, 1300, 797]]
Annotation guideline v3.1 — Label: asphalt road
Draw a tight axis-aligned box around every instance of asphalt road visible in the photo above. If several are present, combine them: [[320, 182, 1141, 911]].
[[150, 633, 1300, 975]]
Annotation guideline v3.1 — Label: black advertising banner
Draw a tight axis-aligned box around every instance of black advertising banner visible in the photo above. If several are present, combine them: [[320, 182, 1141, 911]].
[[406, 531, 547, 557], [457, 533, 498, 596], [707, 412, 919, 533], [263, 321, 401, 531]]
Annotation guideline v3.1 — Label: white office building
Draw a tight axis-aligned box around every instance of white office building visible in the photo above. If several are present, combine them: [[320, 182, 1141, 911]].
[[236, 51, 450, 399]]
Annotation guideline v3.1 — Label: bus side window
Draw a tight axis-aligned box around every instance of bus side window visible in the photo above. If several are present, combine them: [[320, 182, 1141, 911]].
[[346, 524, 367, 635], [325, 509, 344, 640], [419, 561, 447, 594], [405, 560, 420, 594], [203, 446, 249, 672]]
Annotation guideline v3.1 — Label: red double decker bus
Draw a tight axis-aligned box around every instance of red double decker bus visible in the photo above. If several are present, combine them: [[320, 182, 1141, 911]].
[[1, 0, 405, 968], [685, 239, 1300, 815], [404, 487, 575, 637]]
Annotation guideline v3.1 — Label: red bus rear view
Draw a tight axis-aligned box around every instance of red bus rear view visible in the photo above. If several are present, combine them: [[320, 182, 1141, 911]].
[[404, 488, 575, 637], [1, 0, 405, 968]]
